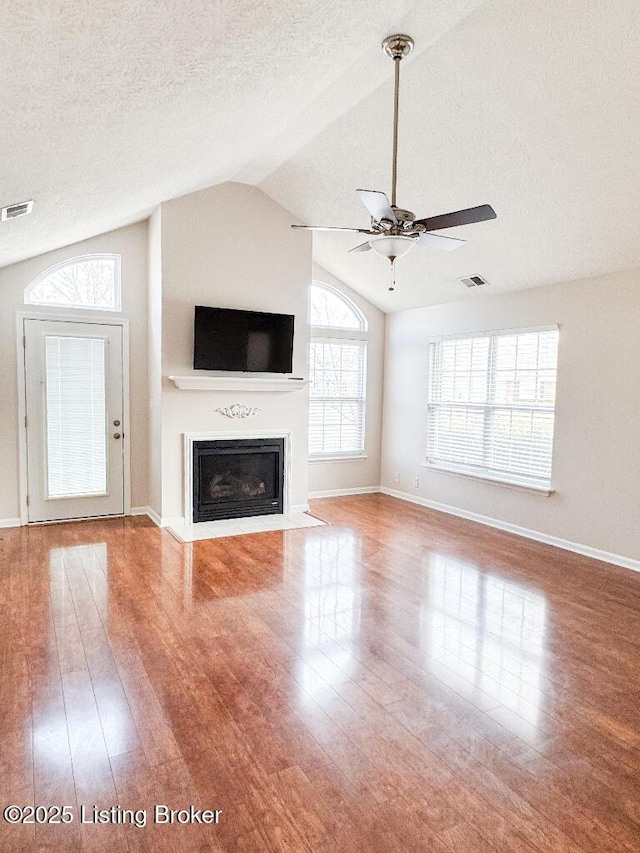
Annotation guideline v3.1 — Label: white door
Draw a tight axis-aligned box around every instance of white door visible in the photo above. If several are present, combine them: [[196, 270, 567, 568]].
[[24, 319, 125, 522]]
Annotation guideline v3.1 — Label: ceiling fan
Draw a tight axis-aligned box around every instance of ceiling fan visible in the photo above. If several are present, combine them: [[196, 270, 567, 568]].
[[292, 34, 496, 290]]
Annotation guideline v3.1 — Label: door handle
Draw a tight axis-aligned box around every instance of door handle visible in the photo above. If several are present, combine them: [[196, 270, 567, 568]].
[[113, 433, 121, 440]]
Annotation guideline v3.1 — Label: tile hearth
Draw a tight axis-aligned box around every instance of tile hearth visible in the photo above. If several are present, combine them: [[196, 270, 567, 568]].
[[167, 511, 327, 543]]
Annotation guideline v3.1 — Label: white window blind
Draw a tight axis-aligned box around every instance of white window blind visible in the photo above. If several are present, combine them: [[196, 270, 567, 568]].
[[427, 328, 559, 489], [45, 335, 108, 498], [308, 282, 368, 458], [309, 340, 366, 456]]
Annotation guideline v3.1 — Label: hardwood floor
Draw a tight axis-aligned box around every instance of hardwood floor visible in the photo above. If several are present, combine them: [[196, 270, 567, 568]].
[[1, 493, 640, 852]]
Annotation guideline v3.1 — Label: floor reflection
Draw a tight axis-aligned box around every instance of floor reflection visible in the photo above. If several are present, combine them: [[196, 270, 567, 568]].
[[297, 529, 362, 699], [47, 542, 108, 611], [33, 543, 136, 772], [162, 538, 194, 607], [175, 531, 288, 601], [421, 554, 547, 725]]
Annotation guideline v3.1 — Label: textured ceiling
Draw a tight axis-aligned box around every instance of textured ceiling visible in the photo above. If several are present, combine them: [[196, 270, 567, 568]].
[[2, 0, 640, 313], [261, 0, 640, 311], [0, 0, 418, 267]]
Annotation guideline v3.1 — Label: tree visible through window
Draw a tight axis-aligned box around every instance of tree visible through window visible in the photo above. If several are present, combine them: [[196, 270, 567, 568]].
[[309, 283, 363, 330], [25, 254, 121, 311], [309, 283, 367, 458]]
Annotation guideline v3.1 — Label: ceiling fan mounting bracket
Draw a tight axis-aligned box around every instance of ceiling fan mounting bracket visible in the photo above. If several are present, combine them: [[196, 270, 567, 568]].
[[382, 34, 414, 61]]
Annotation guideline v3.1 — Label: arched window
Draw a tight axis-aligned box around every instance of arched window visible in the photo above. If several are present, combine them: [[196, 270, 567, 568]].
[[25, 254, 122, 311], [309, 282, 367, 332], [309, 282, 368, 458]]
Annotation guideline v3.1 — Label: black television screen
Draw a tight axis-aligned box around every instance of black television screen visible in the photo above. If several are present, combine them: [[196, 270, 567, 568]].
[[194, 305, 294, 373]]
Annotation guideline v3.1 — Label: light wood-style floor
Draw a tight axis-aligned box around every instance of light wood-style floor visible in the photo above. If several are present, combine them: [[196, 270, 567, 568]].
[[1, 494, 640, 852]]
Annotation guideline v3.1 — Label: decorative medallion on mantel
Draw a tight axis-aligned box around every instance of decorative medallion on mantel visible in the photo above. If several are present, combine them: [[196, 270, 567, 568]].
[[215, 403, 262, 419]]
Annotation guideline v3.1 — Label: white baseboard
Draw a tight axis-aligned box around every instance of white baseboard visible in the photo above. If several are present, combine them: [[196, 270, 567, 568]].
[[379, 486, 640, 573], [146, 507, 162, 527], [380, 486, 640, 572], [2, 509, 164, 529], [308, 486, 380, 499], [130, 506, 162, 527]]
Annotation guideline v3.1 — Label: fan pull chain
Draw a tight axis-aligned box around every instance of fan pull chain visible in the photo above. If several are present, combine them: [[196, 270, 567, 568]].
[[389, 258, 396, 291]]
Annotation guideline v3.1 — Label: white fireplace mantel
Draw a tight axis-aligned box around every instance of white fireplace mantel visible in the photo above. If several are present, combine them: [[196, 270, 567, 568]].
[[169, 375, 309, 392]]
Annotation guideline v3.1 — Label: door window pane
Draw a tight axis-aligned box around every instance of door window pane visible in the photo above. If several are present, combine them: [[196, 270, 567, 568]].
[[45, 336, 107, 497]]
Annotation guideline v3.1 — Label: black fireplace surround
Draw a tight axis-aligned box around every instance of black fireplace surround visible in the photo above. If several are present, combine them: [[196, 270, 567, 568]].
[[192, 438, 284, 522]]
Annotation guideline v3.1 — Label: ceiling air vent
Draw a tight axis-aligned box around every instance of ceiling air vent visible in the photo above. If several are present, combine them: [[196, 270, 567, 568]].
[[1, 200, 34, 221], [459, 274, 490, 288]]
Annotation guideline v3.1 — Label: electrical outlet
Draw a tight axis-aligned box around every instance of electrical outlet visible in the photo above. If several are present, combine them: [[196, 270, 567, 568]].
[[394, 472, 399, 484], [413, 476, 420, 488]]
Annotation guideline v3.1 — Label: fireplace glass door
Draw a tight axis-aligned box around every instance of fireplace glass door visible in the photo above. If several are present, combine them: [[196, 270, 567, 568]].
[[193, 438, 284, 522]]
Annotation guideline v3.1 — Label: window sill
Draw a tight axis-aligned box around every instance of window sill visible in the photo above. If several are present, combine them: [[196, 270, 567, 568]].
[[310, 454, 368, 463], [422, 462, 553, 495]]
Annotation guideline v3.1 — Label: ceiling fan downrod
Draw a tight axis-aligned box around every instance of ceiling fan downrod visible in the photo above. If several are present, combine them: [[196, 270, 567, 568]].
[[382, 34, 414, 208]]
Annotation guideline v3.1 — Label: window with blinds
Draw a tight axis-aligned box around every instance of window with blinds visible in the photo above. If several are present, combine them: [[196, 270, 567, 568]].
[[309, 340, 367, 456], [45, 335, 108, 497], [426, 327, 559, 490], [308, 283, 367, 458]]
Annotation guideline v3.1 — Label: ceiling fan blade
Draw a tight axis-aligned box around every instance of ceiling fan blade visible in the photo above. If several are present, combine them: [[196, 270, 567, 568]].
[[356, 189, 397, 223], [418, 232, 466, 251], [348, 241, 372, 253], [291, 224, 373, 234], [414, 204, 496, 231]]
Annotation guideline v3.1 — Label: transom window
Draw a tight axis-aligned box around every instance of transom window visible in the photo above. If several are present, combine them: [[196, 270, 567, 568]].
[[309, 283, 367, 458], [426, 327, 559, 490], [309, 282, 366, 331], [24, 254, 122, 311]]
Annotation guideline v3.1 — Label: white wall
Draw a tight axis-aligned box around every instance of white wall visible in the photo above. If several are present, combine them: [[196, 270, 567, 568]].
[[0, 222, 149, 522], [147, 209, 163, 519], [309, 263, 385, 495], [156, 181, 312, 522], [382, 268, 640, 563]]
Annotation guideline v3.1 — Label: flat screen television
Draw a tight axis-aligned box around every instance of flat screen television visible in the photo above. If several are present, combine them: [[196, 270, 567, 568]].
[[193, 305, 295, 373]]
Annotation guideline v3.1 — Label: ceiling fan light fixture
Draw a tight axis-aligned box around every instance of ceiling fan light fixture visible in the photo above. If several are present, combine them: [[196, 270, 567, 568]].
[[369, 233, 417, 260]]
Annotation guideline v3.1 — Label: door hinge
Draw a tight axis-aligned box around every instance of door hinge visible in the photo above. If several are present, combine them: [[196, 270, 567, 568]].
[[26, 494, 29, 506]]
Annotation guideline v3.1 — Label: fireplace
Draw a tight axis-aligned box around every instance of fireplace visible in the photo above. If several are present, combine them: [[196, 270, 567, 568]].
[[192, 438, 284, 522]]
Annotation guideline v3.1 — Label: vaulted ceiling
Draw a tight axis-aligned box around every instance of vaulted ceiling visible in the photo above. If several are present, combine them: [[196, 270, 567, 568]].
[[2, 0, 639, 311]]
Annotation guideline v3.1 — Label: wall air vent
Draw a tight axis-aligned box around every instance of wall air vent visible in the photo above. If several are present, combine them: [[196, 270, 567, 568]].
[[459, 274, 490, 288], [1, 200, 34, 221]]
